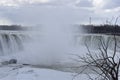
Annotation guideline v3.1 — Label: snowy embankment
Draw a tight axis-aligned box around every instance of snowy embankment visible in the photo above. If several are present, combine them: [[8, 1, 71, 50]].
[[0, 57, 90, 80], [0, 64, 89, 80], [0, 46, 96, 80]]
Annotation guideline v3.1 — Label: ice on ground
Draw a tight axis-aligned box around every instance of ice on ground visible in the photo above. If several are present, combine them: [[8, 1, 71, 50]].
[[0, 65, 91, 80]]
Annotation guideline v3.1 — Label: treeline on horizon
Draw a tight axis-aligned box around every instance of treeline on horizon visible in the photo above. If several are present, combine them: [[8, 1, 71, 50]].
[[81, 24, 120, 35], [0, 25, 28, 31]]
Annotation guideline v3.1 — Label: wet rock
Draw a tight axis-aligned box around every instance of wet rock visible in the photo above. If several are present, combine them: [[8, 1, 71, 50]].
[[9, 59, 17, 64]]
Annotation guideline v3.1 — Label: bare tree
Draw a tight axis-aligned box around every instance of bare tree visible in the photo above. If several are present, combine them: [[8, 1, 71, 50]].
[[72, 32, 120, 80], [71, 16, 120, 80]]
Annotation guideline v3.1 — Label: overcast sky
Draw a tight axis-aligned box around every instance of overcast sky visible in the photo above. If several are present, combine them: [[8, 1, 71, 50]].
[[0, 0, 119, 26]]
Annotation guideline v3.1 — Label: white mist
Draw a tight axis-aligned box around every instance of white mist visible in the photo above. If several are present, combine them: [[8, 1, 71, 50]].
[[14, 24, 76, 66]]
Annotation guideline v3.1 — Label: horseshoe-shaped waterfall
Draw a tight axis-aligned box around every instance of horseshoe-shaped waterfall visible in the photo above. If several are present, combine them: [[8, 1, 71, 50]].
[[0, 25, 29, 56]]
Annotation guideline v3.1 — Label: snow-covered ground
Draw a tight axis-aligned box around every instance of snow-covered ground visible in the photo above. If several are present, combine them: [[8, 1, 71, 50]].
[[0, 64, 90, 80]]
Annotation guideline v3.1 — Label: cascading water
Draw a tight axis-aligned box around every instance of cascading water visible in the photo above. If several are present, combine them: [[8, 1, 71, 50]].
[[74, 25, 120, 50], [0, 24, 119, 72], [74, 34, 120, 50], [0, 24, 119, 74], [0, 32, 29, 56]]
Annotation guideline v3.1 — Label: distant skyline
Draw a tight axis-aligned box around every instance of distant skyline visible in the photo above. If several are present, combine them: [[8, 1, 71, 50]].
[[0, 0, 119, 26]]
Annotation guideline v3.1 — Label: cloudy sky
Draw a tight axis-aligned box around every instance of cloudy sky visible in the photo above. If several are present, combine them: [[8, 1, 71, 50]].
[[0, 0, 120, 26]]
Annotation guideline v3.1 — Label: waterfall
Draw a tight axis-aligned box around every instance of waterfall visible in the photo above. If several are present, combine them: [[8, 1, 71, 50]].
[[74, 34, 120, 50], [0, 32, 29, 56]]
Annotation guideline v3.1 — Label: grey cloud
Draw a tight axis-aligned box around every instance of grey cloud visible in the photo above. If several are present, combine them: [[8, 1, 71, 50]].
[[0, 5, 94, 26], [75, 0, 93, 7], [102, 0, 120, 9], [0, 1, 119, 26], [0, 0, 119, 10]]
